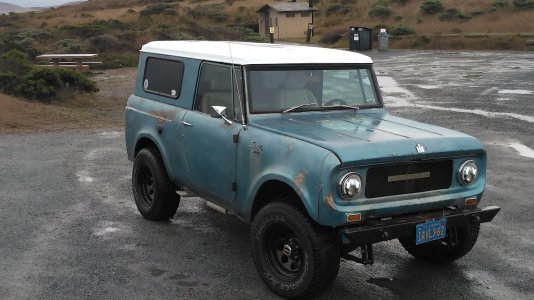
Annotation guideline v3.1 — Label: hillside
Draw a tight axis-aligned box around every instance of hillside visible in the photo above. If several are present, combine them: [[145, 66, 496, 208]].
[[0, 0, 532, 62], [0, 2, 30, 14]]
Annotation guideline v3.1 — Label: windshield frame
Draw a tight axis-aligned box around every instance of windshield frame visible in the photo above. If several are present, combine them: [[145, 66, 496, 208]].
[[244, 64, 384, 115]]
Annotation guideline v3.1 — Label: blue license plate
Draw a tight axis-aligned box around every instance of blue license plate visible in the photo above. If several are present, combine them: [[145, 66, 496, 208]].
[[416, 218, 447, 245]]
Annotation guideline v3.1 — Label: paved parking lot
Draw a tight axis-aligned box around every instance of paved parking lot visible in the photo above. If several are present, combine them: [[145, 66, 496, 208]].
[[1, 50, 533, 299]]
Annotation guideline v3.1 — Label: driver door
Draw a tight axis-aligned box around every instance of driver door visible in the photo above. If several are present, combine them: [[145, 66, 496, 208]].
[[182, 63, 242, 204]]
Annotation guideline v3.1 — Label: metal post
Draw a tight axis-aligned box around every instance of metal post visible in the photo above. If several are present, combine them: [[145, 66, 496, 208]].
[[306, 23, 313, 43], [269, 26, 275, 43]]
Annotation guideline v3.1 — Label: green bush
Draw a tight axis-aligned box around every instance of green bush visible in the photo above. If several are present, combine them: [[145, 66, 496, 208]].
[[369, 4, 392, 18], [0, 50, 98, 102], [0, 49, 32, 75], [325, 4, 351, 16], [513, 0, 534, 9], [140, 4, 178, 17], [439, 8, 472, 21], [389, 24, 415, 35], [492, 0, 509, 8], [420, 0, 444, 14]]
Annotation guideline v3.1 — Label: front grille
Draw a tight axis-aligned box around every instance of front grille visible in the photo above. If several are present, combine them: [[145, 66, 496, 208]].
[[365, 160, 453, 198]]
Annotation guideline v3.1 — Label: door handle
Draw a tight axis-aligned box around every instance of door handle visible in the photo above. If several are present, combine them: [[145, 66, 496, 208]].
[[181, 121, 193, 127]]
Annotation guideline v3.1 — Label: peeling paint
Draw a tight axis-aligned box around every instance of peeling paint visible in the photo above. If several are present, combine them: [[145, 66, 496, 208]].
[[294, 172, 305, 189], [324, 192, 335, 210]]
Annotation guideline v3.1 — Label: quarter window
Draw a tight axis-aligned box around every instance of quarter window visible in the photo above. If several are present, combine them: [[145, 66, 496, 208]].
[[143, 57, 184, 99]]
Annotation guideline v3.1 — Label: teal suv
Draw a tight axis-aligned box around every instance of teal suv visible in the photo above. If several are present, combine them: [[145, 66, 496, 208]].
[[125, 41, 500, 298]]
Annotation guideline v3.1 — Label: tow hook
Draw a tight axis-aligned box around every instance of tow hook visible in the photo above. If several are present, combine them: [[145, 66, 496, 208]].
[[341, 243, 374, 265]]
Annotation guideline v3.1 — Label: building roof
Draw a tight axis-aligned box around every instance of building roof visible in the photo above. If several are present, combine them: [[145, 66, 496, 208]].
[[257, 2, 318, 13], [141, 41, 373, 65]]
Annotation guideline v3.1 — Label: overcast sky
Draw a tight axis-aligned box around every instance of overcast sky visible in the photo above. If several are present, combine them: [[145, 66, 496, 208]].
[[2, 0, 86, 8]]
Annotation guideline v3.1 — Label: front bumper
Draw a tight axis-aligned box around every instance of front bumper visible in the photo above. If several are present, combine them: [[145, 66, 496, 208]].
[[339, 206, 500, 245]]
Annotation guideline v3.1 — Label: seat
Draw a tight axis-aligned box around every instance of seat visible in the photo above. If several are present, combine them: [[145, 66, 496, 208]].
[[275, 71, 317, 108], [199, 76, 232, 118]]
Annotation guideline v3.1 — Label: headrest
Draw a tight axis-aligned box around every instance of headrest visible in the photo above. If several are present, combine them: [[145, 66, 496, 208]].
[[210, 75, 229, 90], [283, 71, 307, 89]]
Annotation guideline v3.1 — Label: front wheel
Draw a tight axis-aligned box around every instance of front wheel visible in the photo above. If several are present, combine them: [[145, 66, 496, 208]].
[[251, 202, 340, 299], [399, 223, 480, 264]]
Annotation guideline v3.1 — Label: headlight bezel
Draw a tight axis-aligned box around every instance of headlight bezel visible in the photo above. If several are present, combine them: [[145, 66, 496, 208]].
[[458, 160, 478, 186], [338, 172, 363, 200]]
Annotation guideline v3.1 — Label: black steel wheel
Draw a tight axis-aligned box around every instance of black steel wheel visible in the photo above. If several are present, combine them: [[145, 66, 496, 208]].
[[138, 166, 155, 206], [264, 225, 305, 281], [251, 201, 340, 299], [399, 223, 480, 264], [132, 147, 179, 220]]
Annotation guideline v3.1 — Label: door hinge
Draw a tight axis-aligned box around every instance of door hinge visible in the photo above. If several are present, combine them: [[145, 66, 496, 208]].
[[232, 134, 239, 144], [231, 182, 237, 191]]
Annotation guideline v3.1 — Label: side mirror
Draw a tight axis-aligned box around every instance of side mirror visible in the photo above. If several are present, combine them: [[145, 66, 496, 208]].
[[211, 106, 233, 125]]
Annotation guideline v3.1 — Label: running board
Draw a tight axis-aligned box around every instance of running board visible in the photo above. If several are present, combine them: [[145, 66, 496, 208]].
[[206, 201, 228, 215]]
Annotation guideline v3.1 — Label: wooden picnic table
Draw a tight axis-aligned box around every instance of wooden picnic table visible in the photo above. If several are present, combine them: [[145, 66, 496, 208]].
[[36, 54, 100, 72]]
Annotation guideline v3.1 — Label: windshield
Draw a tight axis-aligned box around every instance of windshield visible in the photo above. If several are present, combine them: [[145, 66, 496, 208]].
[[248, 67, 380, 113]]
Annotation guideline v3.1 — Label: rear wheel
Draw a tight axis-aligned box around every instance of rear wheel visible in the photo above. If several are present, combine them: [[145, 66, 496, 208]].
[[251, 202, 340, 299], [399, 223, 480, 264], [132, 147, 180, 220]]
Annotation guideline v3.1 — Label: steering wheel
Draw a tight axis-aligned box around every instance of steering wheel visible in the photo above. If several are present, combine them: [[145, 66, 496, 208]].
[[324, 98, 348, 106]]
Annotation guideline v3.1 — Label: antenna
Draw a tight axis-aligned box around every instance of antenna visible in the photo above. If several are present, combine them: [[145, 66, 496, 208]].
[[228, 42, 246, 128]]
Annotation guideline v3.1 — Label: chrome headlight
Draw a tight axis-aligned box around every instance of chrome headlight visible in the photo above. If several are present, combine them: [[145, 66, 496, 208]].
[[458, 160, 478, 185], [339, 172, 362, 199]]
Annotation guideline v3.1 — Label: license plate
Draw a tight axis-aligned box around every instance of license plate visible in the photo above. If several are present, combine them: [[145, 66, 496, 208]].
[[416, 218, 447, 245]]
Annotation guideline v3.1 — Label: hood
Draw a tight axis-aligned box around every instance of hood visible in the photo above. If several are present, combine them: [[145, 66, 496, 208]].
[[251, 109, 484, 166]]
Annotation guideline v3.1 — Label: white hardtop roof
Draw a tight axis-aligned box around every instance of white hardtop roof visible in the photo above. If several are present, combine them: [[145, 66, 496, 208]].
[[141, 41, 373, 65]]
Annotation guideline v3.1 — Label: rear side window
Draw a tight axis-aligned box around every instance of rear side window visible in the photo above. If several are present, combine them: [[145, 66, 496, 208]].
[[143, 57, 184, 99]]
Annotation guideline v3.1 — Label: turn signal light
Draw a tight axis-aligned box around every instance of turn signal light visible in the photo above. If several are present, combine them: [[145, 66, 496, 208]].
[[465, 197, 478, 206], [347, 213, 362, 223]]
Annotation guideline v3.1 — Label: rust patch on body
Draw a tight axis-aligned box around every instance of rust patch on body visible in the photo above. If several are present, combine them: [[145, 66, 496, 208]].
[[148, 109, 178, 126], [294, 172, 305, 187], [324, 192, 335, 210]]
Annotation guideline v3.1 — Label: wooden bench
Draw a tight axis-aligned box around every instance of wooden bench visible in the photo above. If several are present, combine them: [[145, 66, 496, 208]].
[[35, 54, 101, 72]]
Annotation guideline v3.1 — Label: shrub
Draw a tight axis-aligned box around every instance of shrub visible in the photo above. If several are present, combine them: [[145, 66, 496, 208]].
[[0, 49, 32, 75], [470, 10, 485, 17], [140, 4, 178, 17], [439, 8, 472, 21], [0, 50, 98, 102], [513, 0, 534, 9], [392, 0, 409, 4], [89, 34, 127, 52], [420, 0, 444, 14], [492, 0, 509, 8], [325, 4, 351, 16], [389, 24, 415, 36], [319, 31, 343, 44], [369, 4, 392, 18]]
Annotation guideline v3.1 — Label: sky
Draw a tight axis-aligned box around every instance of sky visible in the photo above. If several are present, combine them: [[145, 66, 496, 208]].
[[1, 0, 86, 8]]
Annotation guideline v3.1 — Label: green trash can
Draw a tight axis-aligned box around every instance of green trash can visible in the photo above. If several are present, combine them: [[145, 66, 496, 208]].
[[349, 27, 372, 51]]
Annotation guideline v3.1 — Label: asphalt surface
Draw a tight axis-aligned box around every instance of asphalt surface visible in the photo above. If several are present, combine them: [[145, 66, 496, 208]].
[[1, 50, 533, 299]]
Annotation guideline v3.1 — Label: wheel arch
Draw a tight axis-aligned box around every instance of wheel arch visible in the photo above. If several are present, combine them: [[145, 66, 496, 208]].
[[249, 179, 311, 222]]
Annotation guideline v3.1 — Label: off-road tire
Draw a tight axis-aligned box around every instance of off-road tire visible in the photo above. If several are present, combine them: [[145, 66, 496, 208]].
[[399, 223, 480, 264], [132, 147, 180, 220], [251, 202, 340, 299]]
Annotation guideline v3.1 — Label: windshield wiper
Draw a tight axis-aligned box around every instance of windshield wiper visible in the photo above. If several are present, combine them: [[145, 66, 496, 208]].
[[282, 103, 318, 113], [322, 104, 360, 110]]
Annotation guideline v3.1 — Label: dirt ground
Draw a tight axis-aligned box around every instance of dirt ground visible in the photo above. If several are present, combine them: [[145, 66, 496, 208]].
[[0, 68, 137, 133]]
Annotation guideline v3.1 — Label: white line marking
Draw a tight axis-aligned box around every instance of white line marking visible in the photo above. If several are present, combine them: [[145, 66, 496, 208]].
[[509, 143, 534, 159], [377, 76, 534, 123], [498, 89, 532, 95]]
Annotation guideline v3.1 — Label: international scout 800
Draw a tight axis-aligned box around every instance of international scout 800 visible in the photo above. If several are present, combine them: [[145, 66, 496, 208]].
[[125, 41, 500, 298]]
